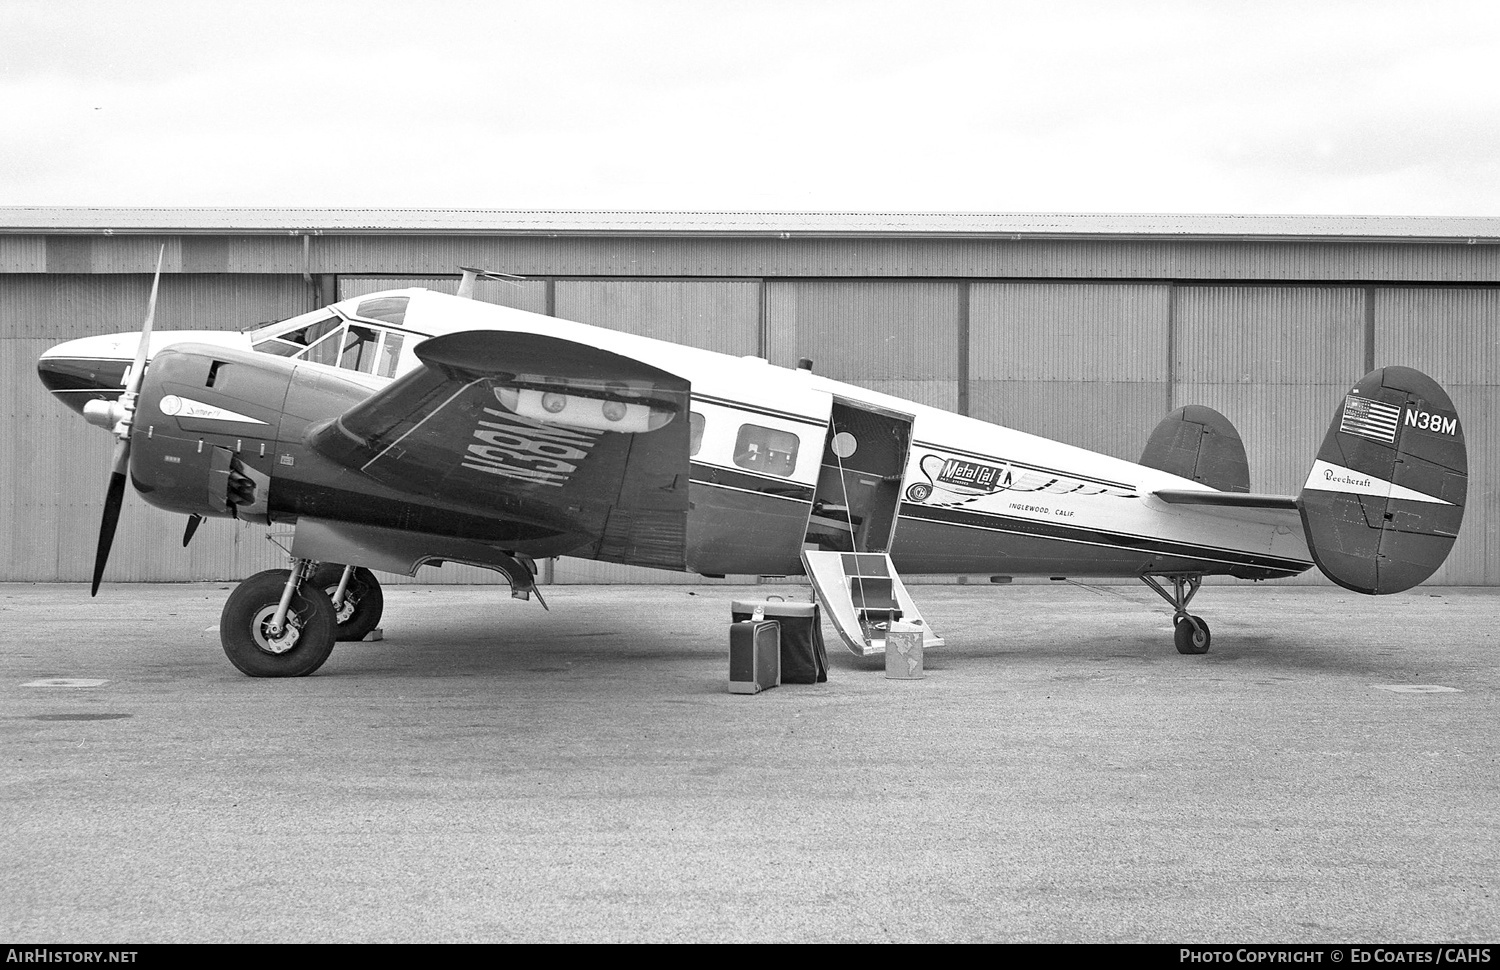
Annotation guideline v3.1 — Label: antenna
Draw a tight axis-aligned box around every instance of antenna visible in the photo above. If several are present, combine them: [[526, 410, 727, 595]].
[[456, 266, 527, 299]]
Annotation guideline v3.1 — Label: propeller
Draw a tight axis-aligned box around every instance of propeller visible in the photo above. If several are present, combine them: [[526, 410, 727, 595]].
[[88, 246, 164, 595]]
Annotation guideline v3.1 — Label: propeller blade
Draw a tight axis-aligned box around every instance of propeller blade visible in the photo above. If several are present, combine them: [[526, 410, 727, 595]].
[[87, 246, 163, 597], [123, 245, 165, 399], [182, 514, 204, 547], [92, 470, 128, 596]]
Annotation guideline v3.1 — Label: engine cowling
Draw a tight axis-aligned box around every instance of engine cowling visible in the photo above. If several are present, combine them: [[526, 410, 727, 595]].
[[128, 344, 298, 522]]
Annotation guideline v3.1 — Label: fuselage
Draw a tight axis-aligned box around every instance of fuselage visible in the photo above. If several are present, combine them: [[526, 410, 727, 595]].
[[37, 287, 1314, 582]]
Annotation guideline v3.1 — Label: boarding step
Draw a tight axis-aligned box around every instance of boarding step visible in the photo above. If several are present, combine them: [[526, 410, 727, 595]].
[[801, 551, 945, 657]]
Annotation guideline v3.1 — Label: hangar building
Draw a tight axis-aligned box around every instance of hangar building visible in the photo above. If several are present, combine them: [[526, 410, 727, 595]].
[[2, 209, 1496, 586]]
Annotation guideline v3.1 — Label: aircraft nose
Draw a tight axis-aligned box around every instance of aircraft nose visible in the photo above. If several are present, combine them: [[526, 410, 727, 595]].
[[36, 334, 136, 416]]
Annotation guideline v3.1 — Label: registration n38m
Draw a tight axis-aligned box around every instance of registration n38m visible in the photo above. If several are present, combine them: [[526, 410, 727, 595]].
[[37, 265, 1469, 676]]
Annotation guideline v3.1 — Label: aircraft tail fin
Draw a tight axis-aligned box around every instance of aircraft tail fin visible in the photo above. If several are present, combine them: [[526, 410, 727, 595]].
[[1140, 405, 1251, 492], [1297, 366, 1467, 594]]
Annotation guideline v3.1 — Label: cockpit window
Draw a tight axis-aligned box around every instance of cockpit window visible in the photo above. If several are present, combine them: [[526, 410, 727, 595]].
[[356, 296, 409, 326], [253, 313, 342, 358], [301, 325, 346, 367], [377, 333, 405, 378], [339, 326, 379, 372], [251, 310, 410, 379]]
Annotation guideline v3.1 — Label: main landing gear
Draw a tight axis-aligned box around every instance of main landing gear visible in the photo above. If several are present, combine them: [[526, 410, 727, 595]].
[[220, 560, 386, 677], [307, 563, 385, 642], [1140, 574, 1212, 655]]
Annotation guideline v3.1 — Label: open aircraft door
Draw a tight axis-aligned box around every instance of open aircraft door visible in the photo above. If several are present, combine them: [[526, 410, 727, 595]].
[[799, 398, 943, 656]]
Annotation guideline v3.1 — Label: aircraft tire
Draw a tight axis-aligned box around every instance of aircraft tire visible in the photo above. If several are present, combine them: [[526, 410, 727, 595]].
[[221, 569, 338, 677], [308, 564, 384, 642], [1173, 615, 1211, 655]]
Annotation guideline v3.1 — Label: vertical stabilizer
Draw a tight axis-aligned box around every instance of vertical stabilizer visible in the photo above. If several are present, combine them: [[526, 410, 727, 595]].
[[1297, 366, 1466, 594], [1140, 405, 1251, 492]]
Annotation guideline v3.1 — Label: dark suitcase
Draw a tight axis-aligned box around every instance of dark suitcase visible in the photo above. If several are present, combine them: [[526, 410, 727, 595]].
[[732, 600, 828, 684], [729, 619, 780, 694]]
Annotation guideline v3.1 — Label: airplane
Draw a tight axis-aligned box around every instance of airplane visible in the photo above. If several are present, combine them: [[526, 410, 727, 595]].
[[35, 258, 1469, 677]]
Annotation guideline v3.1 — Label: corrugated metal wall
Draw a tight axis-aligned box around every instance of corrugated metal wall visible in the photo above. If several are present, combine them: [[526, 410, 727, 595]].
[[302, 236, 1500, 282], [339, 276, 550, 313], [5, 242, 1498, 586], [555, 280, 760, 356], [18, 234, 1500, 283], [969, 283, 1171, 461], [1374, 288, 1500, 584], [765, 280, 962, 410]]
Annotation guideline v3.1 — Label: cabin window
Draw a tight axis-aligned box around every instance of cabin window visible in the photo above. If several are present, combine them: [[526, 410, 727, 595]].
[[689, 412, 704, 456], [356, 296, 410, 326], [734, 424, 798, 477]]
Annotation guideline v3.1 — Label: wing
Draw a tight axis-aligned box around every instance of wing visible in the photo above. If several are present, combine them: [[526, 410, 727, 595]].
[[309, 330, 692, 568]]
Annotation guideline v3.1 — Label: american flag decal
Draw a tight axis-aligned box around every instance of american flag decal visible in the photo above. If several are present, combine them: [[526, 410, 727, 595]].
[[1339, 396, 1401, 443]]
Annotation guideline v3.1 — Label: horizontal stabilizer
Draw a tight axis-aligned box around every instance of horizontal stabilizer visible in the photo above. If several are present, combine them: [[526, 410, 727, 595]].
[[1152, 490, 1296, 509], [1140, 405, 1251, 493], [1297, 366, 1467, 594]]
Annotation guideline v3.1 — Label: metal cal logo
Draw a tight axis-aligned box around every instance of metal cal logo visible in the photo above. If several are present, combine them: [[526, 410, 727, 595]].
[[461, 398, 600, 488], [935, 457, 1012, 490], [907, 454, 1014, 501]]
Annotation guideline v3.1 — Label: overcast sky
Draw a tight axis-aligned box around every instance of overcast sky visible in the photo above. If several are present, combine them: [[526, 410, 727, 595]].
[[2, 0, 1496, 215]]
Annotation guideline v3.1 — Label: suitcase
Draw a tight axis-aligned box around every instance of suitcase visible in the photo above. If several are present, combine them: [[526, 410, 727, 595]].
[[728, 619, 780, 694], [731, 599, 828, 684]]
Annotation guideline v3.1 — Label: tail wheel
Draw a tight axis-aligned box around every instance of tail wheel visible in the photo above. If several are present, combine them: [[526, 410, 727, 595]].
[[308, 564, 385, 642], [221, 569, 337, 677], [1173, 615, 1211, 655]]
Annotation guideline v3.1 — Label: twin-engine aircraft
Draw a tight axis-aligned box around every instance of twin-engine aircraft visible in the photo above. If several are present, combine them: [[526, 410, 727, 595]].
[[37, 262, 1469, 677]]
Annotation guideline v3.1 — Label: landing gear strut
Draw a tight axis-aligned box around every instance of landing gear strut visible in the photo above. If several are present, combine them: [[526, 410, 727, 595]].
[[220, 561, 338, 677], [307, 564, 384, 642], [1140, 574, 1211, 654]]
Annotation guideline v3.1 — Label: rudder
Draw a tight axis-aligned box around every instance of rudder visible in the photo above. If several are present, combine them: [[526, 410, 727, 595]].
[[1298, 366, 1467, 594]]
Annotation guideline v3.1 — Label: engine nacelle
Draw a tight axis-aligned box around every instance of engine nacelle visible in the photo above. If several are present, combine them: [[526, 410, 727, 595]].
[[128, 345, 298, 521]]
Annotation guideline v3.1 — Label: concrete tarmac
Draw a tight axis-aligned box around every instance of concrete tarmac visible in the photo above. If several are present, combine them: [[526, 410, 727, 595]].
[[1, 581, 1496, 943]]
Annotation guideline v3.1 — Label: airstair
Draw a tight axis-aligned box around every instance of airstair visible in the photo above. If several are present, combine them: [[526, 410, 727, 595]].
[[801, 551, 944, 657]]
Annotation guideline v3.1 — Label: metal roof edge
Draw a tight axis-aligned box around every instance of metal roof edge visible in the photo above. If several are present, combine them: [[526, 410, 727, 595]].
[[1, 208, 1498, 243]]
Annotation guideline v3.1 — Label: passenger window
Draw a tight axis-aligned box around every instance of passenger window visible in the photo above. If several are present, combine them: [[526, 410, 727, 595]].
[[690, 412, 704, 456], [734, 424, 798, 477]]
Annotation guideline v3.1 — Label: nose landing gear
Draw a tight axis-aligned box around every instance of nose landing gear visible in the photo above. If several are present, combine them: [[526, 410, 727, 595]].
[[1141, 573, 1212, 654]]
